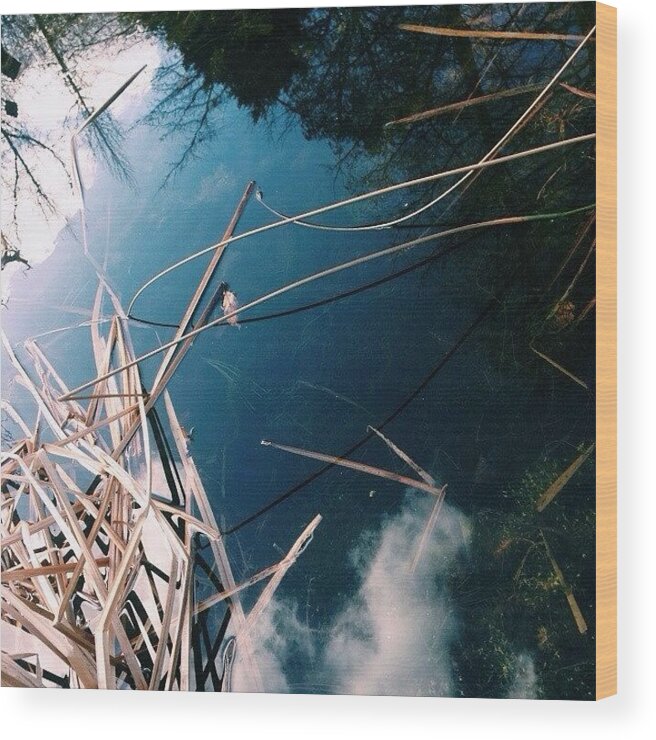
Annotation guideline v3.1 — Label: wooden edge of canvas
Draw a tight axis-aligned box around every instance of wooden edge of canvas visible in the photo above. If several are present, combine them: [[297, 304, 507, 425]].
[[595, 1, 617, 701]]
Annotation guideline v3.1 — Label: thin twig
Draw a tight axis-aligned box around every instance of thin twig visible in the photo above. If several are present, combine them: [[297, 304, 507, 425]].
[[261, 439, 445, 498], [385, 84, 543, 127], [531, 345, 589, 390]]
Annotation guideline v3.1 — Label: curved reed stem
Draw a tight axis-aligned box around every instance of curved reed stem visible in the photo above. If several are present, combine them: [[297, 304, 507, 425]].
[[126, 25, 595, 312], [59, 203, 594, 402]]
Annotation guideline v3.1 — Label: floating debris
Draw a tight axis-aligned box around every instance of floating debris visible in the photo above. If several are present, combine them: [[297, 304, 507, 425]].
[[222, 288, 240, 327]]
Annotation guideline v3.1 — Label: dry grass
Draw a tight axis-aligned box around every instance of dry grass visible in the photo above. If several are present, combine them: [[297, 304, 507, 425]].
[[399, 23, 593, 43], [1, 190, 320, 690], [535, 443, 595, 512]]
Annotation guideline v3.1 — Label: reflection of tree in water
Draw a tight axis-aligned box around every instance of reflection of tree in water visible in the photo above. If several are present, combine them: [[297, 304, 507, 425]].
[[31, 15, 135, 181], [136, 9, 308, 121], [1, 6, 596, 222], [0, 13, 137, 254], [129, 4, 595, 190], [1, 233, 31, 272], [129, 8, 310, 176]]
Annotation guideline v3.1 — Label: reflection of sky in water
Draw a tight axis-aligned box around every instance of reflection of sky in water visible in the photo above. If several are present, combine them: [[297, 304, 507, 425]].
[[1, 8, 597, 697]]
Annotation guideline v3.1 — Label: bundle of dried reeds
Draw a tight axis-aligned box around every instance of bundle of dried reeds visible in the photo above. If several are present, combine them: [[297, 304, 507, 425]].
[[1, 186, 320, 691]]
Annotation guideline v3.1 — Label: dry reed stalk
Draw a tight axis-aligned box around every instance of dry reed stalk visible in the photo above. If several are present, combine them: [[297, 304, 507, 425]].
[[1, 652, 45, 688], [540, 530, 588, 634], [531, 345, 589, 390], [398, 23, 593, 42], [262, 440, 445, 497], [385, 83, 543, 127], [547, 240, 596, 320], [367, 426, 436, 486], [365, 427, 449, 575], [559, 82, 596, 100], [192, 518, 321, 618], [151, 180, 254, 392], [241, 515, 322, 635], [573, 296, 596, 326], [545, 212, 595, 292], [410, 489, 448, 576], [535, 443, 595, 512]]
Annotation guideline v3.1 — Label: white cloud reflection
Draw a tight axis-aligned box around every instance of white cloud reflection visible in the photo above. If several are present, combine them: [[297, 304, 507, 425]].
[[2, 31, 162, 295], [322, 494, 469, 696], [233, 492, 472, 697], [507, 653, 539, 700]]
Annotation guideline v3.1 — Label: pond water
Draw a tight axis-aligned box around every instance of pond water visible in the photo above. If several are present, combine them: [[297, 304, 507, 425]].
[[1, 4, 597, 698]]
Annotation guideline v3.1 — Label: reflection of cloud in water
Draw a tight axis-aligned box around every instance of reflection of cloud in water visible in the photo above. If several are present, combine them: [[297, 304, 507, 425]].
[[2, 33, 162, 296], [507, 653, 538, 700], [142, 462, 536, 698], [232, 598, 315, 693], [233, 492, 473, 696], [322, 493, 469, 696]]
